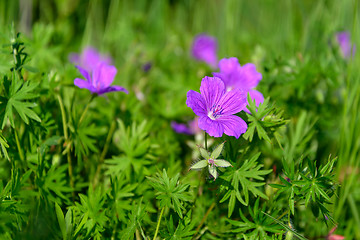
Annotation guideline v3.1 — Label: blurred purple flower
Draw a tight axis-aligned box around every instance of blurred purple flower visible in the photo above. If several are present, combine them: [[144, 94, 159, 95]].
[[171, 117, 200, 135], [69, 47, 112, 73], [186, 76, 247, 138], [213, 57, 263, 113], [142, 62, 152, 73], [336, 31, 355, 59], [192, 34, 218, 68], [74, 62, 128, 95]]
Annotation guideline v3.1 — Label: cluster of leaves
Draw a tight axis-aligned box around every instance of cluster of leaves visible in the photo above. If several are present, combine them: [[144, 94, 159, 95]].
[[0, 0, 354, 238]]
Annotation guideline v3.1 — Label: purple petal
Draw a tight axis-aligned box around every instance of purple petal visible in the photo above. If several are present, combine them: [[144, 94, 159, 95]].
[[336, 31, 356, 58], [200, 76, 225, 109], [186, 90, 207, 116], [240, 63, 262, 89], [82, 47, 102, 69], [217, 115, 247, 139], [92, 63, 117, 89], [218, 57, 239, 74], [69, 53, 80, 65], [171, 121, 193, 135], [217, 88, 247, 116], [74, 78, 91, 90], [97, 85, 128, 95], [198, 116, 224, 138], [75, 66, 91, 81], [192, 34, 218, 68]]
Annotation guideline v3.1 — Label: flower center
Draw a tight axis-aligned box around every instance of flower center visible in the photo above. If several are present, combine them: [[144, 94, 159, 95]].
[[208, 104, 223, 120], [208, 158, 215, 166]]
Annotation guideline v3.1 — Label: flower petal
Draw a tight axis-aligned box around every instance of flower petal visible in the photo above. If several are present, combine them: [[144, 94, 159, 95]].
[[217, 88, 247, 116], [97, 85, 128, 95], [171, 121, 193, 135], [92, 63, 117, 89], [192, 34, 218, 68], [200, 76, 225, 110], [198, 115, 224, 138], [240, 63, 262, 89], [217, 115, 247, 139], [186, 90, 207, 116], [76, 66, 91, 81], [74, 78, 91, 90]]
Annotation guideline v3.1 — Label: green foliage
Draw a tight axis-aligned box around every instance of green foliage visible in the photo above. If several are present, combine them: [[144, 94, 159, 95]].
[[227, 199, 283, 239], [147, 169, 192, 219], [220, 153, 272, 217]]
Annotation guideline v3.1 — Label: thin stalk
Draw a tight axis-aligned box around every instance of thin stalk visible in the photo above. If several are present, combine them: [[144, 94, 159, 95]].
[[204, 132, 208, 150], [93, 119, 117, 187], [79, 94, 96, 125], [193, 201, 215, 239], [153, 207, 165, 240], [57, 94, 75, 200], [14, 129, 24, 162]]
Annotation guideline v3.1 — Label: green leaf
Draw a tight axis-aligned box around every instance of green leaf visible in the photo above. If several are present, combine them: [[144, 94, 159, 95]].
[[198, 146, 209, 159], [190, 160, 207, 169], [214, 159, 232, 168], [210, 141, 225, 159], [55, 203, 66, 240]]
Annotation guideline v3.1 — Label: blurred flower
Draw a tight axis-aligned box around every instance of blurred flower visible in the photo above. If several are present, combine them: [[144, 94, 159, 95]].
[[171, 117, 200, 135], [74, 62, 128, 95], [142, 62, 152, 73], [190, 142, 231, 180], [69, 47, 112, 73], [213, 57, 263, 113], [327, 226, 345, 240], [336, 31, 355, 59], [192, 34, 218, 68], [186, 76, 247, 138]]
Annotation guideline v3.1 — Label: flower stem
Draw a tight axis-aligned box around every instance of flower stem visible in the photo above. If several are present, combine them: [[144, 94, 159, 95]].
[[93, 119, 117, 187], [153, 206, 165, 240], [14, 128, 24, 162], [204, 132, 208, 150], [57, 94, 75, 200], [79, 94, 96, 125], [193, 201, 215, 238]]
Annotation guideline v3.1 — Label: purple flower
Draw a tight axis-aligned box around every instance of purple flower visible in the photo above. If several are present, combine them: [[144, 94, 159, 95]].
[[171, 117, 201, 135], [336, 31, 356, 59], [192, 34, 218, 68], [69, 47, 112, 73], [74, 62, 128, 95], [213, 57, 264, 113], [186, 76, 248, 138]]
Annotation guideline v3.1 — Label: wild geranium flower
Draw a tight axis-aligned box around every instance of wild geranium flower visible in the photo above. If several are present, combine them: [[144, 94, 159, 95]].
[[69, 47, 112, 73], [192, 34, 218, 68], [171, 117, 201, 135], [74, 62, 128, 95], [336, 31, 356, 59], [213, 57, 263, 112], [186, 76, 247, 138], [190, 142, 231, 180]]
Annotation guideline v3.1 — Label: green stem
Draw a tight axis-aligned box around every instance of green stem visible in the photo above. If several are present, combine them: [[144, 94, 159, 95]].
[[153, 207, 165, 240], [79, 94, 96, 125], [93, 119, 117, 187], [193, 201, 215, 239], [57, 94, 75, 200], [14, 129, 24, 162], [204, 132, 208, 150]]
